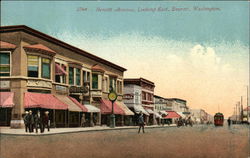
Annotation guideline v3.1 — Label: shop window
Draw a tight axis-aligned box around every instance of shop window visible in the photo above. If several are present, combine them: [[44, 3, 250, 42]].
[[27, 55, 39, 77], [42, 58, 51, 79], [92, 74, 98, 89], [76, 68, 81, 86], [69, 67, 74, 85], [0, 52, 10, 76]]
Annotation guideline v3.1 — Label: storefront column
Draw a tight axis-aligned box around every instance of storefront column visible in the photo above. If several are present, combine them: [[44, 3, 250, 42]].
[[97, 112, 101, 126], [90, 112, 94, 127], [10, 81, 26, 128], [121, 115, 124, 126]]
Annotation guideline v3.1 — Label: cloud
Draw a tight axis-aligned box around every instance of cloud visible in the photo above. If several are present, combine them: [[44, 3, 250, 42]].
[[53, 31, 249, 117]]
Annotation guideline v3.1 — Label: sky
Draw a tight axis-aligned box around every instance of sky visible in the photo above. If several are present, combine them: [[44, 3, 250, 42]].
[[1, 1, 249, 117]]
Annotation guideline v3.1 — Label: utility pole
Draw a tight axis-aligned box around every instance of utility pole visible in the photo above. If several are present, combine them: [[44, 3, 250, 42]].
[[241, 97, 243, 122], [238, 101, 240, 123], [247, 86, 249, 123], [235, 103, 238, 123]]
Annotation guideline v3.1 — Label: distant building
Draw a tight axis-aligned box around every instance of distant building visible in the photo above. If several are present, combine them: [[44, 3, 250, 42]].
[[123, 78, 155, 125], [166, 98, 189, 114], [190, 109, 208, 124]]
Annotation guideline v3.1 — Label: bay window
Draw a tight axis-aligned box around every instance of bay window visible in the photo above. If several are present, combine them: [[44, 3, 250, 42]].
[[42, 58, 50, 79], [27, 55, 39, 77], [76, 68, 81, 86], [0, 52, 10, 76], [92, 74, 98, 89], [69, 67, 74, 85], [55, 62, 67, 83], [109, 77, 116, 92]]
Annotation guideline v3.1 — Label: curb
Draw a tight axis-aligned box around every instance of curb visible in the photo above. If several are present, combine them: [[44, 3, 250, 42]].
[[0, 125, 176, 136]]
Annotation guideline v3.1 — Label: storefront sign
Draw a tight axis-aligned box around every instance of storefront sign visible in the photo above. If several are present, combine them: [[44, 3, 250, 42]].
[[0, 81, 10, 88], [55, 85, 67, 92], [69, 86, 88, 93], [91, 91, 102, 97], [27, 80, 52, 88], [123, 94, 134, 100]]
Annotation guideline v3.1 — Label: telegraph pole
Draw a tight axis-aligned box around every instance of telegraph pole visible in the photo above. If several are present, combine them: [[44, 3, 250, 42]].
[[240, 97, 243, 123], [247, 86, 249, 122]]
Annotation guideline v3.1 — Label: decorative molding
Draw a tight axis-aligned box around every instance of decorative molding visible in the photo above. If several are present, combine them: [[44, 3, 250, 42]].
[[27, 79, 52, 88], [0, 80, 10, 88]]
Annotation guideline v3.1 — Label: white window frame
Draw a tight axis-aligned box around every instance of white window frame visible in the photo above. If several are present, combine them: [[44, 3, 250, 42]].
[[0, 51, 12, 76]]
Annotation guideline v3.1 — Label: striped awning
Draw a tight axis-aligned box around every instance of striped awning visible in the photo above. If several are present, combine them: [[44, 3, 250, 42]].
[[154, 112, 162, 119], [144, 108, 154, 114], [54, 95, 83, 112], [84, 104, 100, 113], [133, 104, 149, 116], [116, 101, 134, 115]]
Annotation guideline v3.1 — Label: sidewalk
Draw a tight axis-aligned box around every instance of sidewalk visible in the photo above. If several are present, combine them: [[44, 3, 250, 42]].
[[0, 124, 176, 136]]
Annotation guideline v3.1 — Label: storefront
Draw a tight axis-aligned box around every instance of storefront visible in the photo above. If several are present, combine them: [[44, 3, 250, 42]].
[[0, 92, 14, 126], [1, 25, 126, 128], [100, 99, 126, 126]]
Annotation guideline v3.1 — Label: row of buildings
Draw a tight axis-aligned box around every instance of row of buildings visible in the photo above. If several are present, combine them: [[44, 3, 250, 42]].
[[0, 25, 212, 128]]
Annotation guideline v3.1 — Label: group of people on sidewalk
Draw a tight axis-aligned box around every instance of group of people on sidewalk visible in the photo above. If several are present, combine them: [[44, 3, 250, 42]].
[[23, 110, 50, 133]]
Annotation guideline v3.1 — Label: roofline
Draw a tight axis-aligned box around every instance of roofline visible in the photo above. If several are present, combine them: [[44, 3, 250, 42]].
[[124, 77, 155, 86], [165, 98, 186, 102], [0, 25, 127, 72]]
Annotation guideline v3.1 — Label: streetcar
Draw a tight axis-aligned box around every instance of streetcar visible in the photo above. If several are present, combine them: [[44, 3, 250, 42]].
[[214, 112, 224, 126]]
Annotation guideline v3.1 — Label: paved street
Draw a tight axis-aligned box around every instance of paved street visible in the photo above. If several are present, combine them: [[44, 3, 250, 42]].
[[0, 124, 249, 158]]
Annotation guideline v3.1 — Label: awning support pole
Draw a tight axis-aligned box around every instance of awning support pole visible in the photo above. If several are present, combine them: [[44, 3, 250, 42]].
[[53, 109, 56, 128]]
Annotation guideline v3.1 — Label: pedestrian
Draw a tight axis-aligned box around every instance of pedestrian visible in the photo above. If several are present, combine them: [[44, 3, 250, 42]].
[[34, 111, 43, 133], [138, 111, 145, 134], [23, 111, 29, 132], [28, 110, 34, 133], [227, 117, 231, 127], [42, 111, 50, 132]]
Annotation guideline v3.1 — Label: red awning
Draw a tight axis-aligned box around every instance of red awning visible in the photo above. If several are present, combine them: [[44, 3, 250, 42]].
[[164, 111, 181, 119], [55, 64, 67, 75], [0, 92, 14, 108], [23, 44, 56, 55], [0, 41, 16, 49], [68, 96, 88, 112], [24, 92, 68, 110], [100, 99, 124, 115]]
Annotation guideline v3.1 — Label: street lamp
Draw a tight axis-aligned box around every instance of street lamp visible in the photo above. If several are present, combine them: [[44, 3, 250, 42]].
[[108, 87, 117, 128]]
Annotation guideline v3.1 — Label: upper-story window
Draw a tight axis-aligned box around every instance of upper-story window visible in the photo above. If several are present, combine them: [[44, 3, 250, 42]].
[[109, 77, 116, 92], [42, 58, 50, 79], [75, 68, 81, 86], [135, 91, 139, 104], [69, 66, 82, 86], [116, 80, 123, 94], [0, 52, 11, 76], [55, 62, 67, 84], [69, 67, 74, 85], [92, 74, 98, 89], [27, 55, 39, 77], [141, 91, 146, 100], [102, 76, 109, 92], [82, 70, 90, 83], [27, 55, 51, 79]]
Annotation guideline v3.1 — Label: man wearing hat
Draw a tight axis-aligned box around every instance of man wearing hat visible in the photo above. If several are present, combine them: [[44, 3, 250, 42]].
[[28, 110, 34, 133], [23, 111, 29, 132], [138, 111, 145, 134], [34, 111, 43, 133], [42, 111, 50, 132]]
